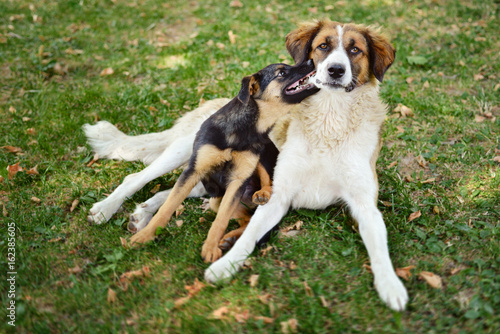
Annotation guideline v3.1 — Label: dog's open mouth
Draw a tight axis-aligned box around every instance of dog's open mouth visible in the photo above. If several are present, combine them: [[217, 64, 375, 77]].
[[285, 71, 316, 95]]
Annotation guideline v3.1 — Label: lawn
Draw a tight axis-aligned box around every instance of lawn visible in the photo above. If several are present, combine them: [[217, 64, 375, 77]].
[[1, 0, 499, 332]]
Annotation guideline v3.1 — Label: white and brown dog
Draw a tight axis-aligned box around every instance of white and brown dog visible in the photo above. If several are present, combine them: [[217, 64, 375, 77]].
[[205, 20, 408, 311], [84, 20, 408, 310]]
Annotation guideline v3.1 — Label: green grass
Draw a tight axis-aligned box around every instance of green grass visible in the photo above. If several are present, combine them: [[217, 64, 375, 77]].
[[1, 0, 499, 332]]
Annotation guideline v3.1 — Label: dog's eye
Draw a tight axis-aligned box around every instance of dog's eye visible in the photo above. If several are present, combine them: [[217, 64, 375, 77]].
[[278, 70, 286, 77], [350, 47, 360, 54], [318, 43, 328, 50]]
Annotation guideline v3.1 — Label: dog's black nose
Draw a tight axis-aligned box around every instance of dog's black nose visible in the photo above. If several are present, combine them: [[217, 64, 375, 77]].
[[328, 64, 345, 79]]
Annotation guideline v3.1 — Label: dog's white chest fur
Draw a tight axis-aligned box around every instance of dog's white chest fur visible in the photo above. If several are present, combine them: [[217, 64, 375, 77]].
[[272, 84, 387, 210]]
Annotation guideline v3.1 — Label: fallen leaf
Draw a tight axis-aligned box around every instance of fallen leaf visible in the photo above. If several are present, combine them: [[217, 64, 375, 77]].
[[2, 146, 23, 153], [254, 316, 274, 324], [433, 206, 440, 214], [216, 42, 225, 50], [70, 199, 79, 212], [416, 155, 428, 168], [26, 128, 36, 135], [393, 103, 414, 117], [422, 81, 430, 89], [406, 77, 415, 84], [308, 7, 318, 13], [120, 237, 129, 248], [396, 265, 416, 281], [228, 30, 237, 44], [260, 245, 273, 256], [48, 237, 62, 243], [419, 271, 443, 288], [249, 274, 259, 287], [9, 106, 16, 113], [475, 115, 486, 123], [422, 177, 435, 184], [408, 210, 421, 222], [174, 278, 206, 308], [363, 263, 372, 273], [100, 67, 114, 76], [473, 74, 484, 81], [175, 204, 185, 217], [493, 156, 500, 163], [303, 281, 313, 296], [242, 61, 250, 68], [7, 162, 23, 179], [68, 265, 82, 274], [107, 288, 117, 304], [26, 166, 39, 175], [0, 176, 4, 184], [234, 309, 250, 323], [174, 296, 191, 308], [281, 318, 299, 334], [211, 306, 230, 319], [257, 293, 272, 304], [319, 295, 329, 308], [31, 196, 41, 203], [229, 0, 243, 7], [175, 220, 183, 227], [381, 200, 393, 207], [388, 160, 398, 168]]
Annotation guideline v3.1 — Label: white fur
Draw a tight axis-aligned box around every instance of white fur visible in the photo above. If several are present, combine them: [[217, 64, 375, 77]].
[[84, 98, 229, 228], [205, 83, 408, 310]]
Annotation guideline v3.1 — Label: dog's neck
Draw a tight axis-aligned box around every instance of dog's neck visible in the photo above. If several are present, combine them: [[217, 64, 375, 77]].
[[255, 99, 297, 134], [296, 81, 386, 146]]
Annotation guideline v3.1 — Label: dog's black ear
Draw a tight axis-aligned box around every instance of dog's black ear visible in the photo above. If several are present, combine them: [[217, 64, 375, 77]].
[[286, 20, 323, 64], [362, 26, 396, 82], [237, 75, 259, 104]]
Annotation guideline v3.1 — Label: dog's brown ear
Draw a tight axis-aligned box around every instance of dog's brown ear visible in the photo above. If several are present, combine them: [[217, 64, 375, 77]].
[[237, 75, 259, 104], [362, 26, 396, 82], [286, 20, 323, 64]]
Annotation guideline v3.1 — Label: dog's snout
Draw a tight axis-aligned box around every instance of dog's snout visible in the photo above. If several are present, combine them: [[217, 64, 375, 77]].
[[328, 64, 345, 79]]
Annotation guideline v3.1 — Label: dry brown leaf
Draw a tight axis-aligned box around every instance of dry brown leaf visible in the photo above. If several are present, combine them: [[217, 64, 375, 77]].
[[422, 81, 430, 89], [175, 204, 185, 217], [216, 42, 225, 50], [31, 196, 41, 203], [319, 295, 329, 308], [234, 309, 250, 323], [422, 177, 435, 184], [493, 156, 500, 163], [393, 103, 414, 117], [211, 306, 230, 319], [26, 166, 39, 175], [419, 271, 443, 288], [175, 220, 184, 227], [381, 200, 393, 207], [120, 237, 129, 248], [9, 106, 16, 113], [254, 316, 274, 324], [475, 114, 486, 123], [281, 318, 299, 334], [185, 278, 206, 295], [2, 146, 23, 153], [7, 162, 23, 179], [229, 0, 243, 7], [228, 30, 237, 44], [387, 160, 398, 168], [473, 74, 484, 81], [48, 237, 62, 243], [303, 281, 313, 296], [174, 296, 191, 308], [26, 128, 36, 135], [408, 210, 422, 222], [363, 263, 372, 273], [249, 274, 259, 287], [308, 7, 318, 13], [100, 67, 114, 76], [406, 77, 415, 84], [396, 265, 416, 281], [0, 176, 4, 184], [416, 155, 428, 168], [70, 199, 79, 212], [260, 245, 273, 256], [68, 265, 82, 274], [257, 293, 272, 304], [107, 288, 117, 304], [433, 206, 440, 214], [86, 153, 99, 167], [242, 61, 250, 68]]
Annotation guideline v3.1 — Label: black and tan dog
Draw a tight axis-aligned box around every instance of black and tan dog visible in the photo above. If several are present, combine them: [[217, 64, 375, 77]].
[[129, 60, 319, 262]]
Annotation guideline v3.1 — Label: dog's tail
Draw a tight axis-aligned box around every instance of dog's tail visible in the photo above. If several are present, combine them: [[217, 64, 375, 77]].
[[83, 98, 230, 165]]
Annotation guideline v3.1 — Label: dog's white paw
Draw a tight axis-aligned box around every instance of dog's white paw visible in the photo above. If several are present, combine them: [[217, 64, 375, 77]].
[[204, 256, 242, 283], [127, 203, 153, 232], [87, 202, 113, 225], [374, 274, 409, 311]]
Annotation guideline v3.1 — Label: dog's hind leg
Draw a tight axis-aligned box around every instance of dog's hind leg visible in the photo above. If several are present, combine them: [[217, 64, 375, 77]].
[[87, 134, 198, 225], [218, 203, 252, 251], [128, 181, 206, 232]]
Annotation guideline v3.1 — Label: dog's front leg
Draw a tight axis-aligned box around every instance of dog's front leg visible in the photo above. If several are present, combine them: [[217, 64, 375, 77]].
[[346, 194, 409, 311], [205, 192, 291, 282]]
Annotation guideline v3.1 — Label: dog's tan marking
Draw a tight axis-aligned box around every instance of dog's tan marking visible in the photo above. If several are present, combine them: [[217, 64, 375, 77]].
[[130, 145, 232, 246], [252, 162, 272, 205], [255, 99, 296, 133], [201, 150, 260, 262]]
